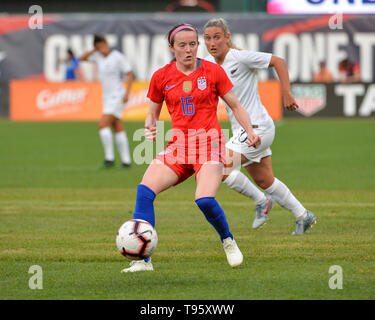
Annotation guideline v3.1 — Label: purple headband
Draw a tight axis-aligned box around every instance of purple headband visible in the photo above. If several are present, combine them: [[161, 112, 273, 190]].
[[169, 25, 196, 44]]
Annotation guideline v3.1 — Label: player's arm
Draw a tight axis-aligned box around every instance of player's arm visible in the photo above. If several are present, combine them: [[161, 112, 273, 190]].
[[73, 59, 84, 80], [123, 71, 134, 103], [79, 49, 96, 61], [221, 90, 261, 148], [144, 101, 163, 142], [75, 66, 84, 81], [269, 55, 298, 111]]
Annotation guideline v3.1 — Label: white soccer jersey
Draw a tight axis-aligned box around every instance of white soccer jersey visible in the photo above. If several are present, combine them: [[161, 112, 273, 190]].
[[205, 49, 274, 134], [89, 50, 132, 98]]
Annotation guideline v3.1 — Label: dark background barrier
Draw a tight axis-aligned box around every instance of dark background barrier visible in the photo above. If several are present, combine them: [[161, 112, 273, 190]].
[[285, 83, 375, 118], [0, 83, 9, 118]]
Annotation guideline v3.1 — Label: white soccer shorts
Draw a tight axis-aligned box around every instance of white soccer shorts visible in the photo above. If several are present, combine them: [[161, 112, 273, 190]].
[[226, 125, 275, 167], [102, 94, 125, 119]]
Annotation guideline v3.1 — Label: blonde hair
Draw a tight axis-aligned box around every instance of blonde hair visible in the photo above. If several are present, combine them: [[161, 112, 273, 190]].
[[203, 17, 241, 50]]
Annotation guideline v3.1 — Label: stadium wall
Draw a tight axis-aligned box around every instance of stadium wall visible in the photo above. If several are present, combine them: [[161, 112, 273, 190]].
[[287, 83, 375, 118], [1, 13, 375, 119], [1, 14, 375, 83], [0, 83, 9, 117]]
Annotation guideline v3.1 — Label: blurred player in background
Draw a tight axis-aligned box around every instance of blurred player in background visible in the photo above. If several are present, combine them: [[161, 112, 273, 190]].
[[122, 23, 261, 272], [59, 48, 83, 80], [338, 58, 360, 83], [165, 0, 216, 12], [203, 18, 316, 235], [313, 62, 333, 83], [80, 34, 134, 168]]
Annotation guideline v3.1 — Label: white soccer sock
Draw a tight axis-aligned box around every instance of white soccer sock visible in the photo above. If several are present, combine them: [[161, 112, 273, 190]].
[[224, 170, 266, 205], [265, 177, 307, 220], [115, 131, 131, 165], [99, 127, 115, 161]]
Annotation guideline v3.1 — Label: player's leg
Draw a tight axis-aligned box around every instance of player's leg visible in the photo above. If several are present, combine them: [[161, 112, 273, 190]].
[[196, 162, 231, 241], [132, 140, 188, 229], [245, 156, 316, 234], [98, 114, 116, 168], [224, 128, 275, 228], [223, 147, 268, 205], [195, 161, 242, 267], [122, 159, 179, 273], [113, 118, 131, 167], [134, 159, 179, 227]]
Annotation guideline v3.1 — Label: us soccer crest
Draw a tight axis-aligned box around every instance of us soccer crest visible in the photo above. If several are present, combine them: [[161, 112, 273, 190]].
[[183, 81, 192, 93], [197, 77, 207, 91]]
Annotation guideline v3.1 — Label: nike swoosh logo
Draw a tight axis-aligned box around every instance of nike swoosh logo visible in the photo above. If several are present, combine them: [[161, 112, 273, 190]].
[[165, 84, 176, 90], [261, 198, 272, 215], [230, 68, 238, 75]]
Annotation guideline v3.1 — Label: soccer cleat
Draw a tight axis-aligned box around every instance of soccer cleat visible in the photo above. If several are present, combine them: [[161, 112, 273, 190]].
[[97, 160, 115, 169], [292, 210, 317, 235], [222, 237, 243, 267], [252, 194, 274, 229], [121, 259, 154, 273], [119, 162, 131, 168]]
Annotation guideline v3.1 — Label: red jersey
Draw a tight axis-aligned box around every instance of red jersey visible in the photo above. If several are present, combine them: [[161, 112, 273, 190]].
[[148, 59, 231, 183], [147, 58, 233, 133]]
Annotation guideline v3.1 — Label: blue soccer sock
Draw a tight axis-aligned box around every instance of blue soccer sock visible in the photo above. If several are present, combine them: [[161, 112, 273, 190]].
[[133, 184, 156, 264], [133, 184, 156, 227], [195, 197, 233, 242]]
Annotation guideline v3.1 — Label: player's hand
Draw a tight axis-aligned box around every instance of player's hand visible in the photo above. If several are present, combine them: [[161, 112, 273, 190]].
[[123, 95, 129, 103], [145, 126, 157, 142], [283, 91, 299, 111], [246, 132, 261, 149]]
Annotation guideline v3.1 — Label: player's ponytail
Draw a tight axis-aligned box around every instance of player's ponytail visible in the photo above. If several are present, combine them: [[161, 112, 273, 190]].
[[203, 18, 241, 50]]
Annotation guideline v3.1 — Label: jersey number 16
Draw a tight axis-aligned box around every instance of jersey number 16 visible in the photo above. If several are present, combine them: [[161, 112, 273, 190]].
[[180, 97, 194, 115]]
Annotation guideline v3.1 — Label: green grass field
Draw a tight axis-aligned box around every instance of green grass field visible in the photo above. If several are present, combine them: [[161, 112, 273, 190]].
[[0, 118, 374, 300]]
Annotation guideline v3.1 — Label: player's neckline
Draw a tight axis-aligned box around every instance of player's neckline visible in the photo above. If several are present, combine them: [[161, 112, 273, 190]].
[[102, 50, 114, 58], [175, 58, 202, 76]]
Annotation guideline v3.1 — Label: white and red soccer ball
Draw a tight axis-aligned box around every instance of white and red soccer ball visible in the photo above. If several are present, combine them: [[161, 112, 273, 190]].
[[116, 219, 158, 260]]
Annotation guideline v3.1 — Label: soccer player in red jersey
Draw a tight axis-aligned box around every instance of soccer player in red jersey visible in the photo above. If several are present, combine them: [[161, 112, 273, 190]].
[[122, 24, 260, 273]]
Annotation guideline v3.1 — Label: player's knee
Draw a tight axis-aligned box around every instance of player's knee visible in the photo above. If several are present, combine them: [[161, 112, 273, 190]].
[[114, 126, 124, 133], [114, 122, 123, 132], [254, 175, 273, 190], [98, 121, 109, 130], [195, 189, 217, 199]]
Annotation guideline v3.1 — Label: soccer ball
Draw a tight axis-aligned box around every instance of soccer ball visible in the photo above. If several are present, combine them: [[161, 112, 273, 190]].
[[116, 219, 158, 260]]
